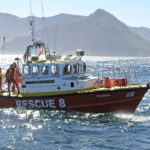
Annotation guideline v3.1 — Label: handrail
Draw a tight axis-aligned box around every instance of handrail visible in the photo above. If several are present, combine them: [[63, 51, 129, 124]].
[[76, 67, 139, 85]]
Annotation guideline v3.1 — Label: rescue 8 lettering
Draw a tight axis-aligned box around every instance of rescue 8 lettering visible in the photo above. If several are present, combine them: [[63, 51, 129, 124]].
[[16, 99, 66, 108]]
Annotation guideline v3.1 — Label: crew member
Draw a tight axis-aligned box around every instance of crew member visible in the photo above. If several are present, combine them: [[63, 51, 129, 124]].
[[6, 64, 13, 96], [0, 67, 3, 92], [12, 62, 21, 95]]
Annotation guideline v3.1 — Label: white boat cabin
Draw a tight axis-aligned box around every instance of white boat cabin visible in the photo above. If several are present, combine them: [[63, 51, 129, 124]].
[[20, 43, 98, 95]]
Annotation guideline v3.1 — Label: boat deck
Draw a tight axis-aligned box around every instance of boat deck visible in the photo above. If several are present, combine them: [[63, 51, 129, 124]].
[[0, 84, 148, 97]]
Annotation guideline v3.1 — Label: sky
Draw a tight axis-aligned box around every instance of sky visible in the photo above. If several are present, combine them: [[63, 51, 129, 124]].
[[0, 0, 150, 28]]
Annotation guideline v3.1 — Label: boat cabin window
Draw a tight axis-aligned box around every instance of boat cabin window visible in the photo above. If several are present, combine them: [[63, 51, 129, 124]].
[[51, 65, 59, 75], [32, 64, 39, 75], [63, 64, 72, 74], [74, 64, 77, 73], [74, 63, 82, 73], [23, 65, 31, 76], [41, 65, 49, 75], [83, 63, 86, 72]]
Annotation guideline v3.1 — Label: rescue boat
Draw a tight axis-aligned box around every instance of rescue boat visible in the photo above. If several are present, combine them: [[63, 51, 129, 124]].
[[0, 15, 149, 113], [0, 40, 149, 113]]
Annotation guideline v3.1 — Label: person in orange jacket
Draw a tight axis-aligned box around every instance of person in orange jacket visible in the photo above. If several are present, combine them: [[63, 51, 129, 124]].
[[0, 67, 3, 92], [11, 62, 21, 95], [6, 64, 13, 96]]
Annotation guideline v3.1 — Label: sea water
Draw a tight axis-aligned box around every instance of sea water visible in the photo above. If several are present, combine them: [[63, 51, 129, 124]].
[[0, 56, 150, 150]]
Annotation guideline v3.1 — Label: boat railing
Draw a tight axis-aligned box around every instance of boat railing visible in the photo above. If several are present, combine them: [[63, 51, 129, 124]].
[[76, 67, 139, 85]]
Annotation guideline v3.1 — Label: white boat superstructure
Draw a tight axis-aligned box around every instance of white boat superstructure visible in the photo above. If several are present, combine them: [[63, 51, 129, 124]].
[[20, 43, 98, 95]]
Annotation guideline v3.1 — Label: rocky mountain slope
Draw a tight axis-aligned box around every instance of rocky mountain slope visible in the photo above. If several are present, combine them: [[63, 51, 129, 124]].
[[1, 9, 150, 56]]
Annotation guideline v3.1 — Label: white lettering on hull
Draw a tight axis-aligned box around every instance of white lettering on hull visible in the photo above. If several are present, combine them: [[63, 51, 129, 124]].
[[125, 92, 135, 98], [96, 94, 110, 98], [16, 99, 66, 108]]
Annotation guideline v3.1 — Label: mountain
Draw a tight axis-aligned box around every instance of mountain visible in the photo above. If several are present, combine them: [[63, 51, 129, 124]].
[[130, 27, 150, 42], [0, 12, 82, 43], [1, 9, 150, 56]]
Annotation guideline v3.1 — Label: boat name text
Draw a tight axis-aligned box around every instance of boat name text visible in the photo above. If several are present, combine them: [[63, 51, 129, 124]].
[[15, 99, 66, 108], [125, 92, 135, 98], [96, 94, 110, 98]]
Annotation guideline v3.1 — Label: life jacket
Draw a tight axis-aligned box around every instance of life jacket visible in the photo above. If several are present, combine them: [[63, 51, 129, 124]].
[[0, 69, 2, 79], [0, 69, 2, 82], [12, 66, 21, 80]]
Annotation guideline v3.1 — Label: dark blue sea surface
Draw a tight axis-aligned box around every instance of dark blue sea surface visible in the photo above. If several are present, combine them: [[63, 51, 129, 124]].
[[0, 56, 150, 150]]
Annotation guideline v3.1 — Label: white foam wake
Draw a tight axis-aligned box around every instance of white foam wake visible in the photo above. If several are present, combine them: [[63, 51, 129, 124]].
[[114, 113, 150, 122]]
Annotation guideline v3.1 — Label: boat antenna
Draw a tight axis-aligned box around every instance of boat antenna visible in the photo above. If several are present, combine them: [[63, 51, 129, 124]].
[[41, 0, 47, 43], [54, 16, 58, 52], [30, 0, 33, 17], [29, 0, 36, 44], [41, 0, 46, 30]]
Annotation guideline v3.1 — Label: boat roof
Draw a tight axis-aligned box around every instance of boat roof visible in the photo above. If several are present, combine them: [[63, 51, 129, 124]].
[[25, 56, 84, 65]]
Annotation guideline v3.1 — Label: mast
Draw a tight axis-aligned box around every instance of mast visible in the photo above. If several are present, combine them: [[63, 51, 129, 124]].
[[29, 19, 37, 44], [29, 0, 37, 44], [25, 0, 51, 62]]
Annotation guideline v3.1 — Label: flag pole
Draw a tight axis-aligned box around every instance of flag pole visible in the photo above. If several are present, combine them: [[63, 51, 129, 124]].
[[2, 36, 5, 65]]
